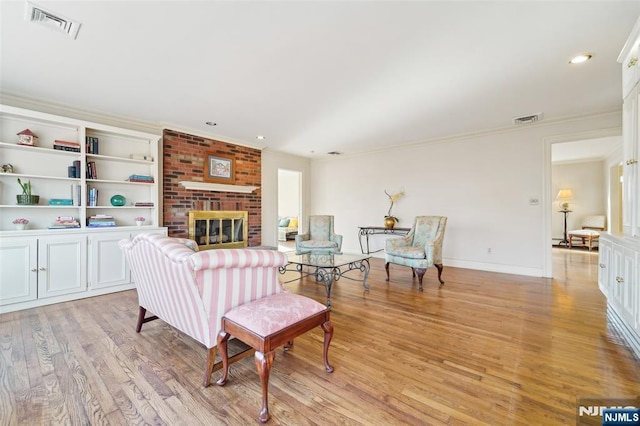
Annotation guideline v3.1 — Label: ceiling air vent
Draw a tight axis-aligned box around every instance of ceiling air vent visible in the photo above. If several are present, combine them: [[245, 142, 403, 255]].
[[327, 151, 343, 155], [512, 112, 544, 125], [25, 2, 81, 40]]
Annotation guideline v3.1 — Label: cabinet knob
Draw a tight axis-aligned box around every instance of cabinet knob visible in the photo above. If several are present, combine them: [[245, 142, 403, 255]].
[[31, 268, 37, 272], [39, 267, 46, 271], [616, 276, 624, 283], [628, 57, 638, 68], [599, 263, 606, 268], [630, 159, 638, 165]]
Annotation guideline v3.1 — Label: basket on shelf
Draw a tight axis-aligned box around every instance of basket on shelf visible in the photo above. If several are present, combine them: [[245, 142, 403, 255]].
[[16, 194, 40, 205]]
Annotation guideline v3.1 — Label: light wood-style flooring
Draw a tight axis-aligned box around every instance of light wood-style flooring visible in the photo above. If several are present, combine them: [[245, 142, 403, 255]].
[[1, 248, 638, 425]]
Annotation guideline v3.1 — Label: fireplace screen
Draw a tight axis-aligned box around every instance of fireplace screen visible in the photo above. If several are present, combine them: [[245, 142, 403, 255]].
[[188, 210, 248, 250]]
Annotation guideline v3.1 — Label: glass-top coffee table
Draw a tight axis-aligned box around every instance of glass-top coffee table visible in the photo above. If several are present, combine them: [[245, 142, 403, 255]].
[[279, 252, 371, 307]]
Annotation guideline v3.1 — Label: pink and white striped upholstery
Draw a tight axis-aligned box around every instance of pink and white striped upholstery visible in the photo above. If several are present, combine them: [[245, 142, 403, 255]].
[[118, 233, 288, 381]]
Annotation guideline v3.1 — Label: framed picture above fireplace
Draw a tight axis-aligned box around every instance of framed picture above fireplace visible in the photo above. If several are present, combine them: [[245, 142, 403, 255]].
[[205, 153, 235, 184]]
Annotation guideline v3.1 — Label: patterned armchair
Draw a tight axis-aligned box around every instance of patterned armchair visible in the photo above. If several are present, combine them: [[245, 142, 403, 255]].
[[295, 215, 343, 254], [119, 233, 288, 386], [385, 216, 447, 291]]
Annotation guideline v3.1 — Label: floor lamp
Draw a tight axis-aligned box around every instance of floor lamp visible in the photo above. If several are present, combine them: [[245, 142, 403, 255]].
[[556, 189, 574, 247]]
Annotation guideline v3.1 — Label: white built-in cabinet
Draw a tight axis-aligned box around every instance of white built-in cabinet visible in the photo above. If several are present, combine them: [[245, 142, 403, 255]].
[[89, 228, 166, 289], [0, 105, 168, 313], [597, 16, 640, 359], [598, 236, 640, 357]]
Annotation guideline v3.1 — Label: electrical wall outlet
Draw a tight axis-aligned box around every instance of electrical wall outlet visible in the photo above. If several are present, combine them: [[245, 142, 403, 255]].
[[529, 197, 540, 205]]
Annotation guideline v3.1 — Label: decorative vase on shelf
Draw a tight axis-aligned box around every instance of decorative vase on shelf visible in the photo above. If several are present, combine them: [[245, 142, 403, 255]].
[[15, 223, 26, 230], [110, 194, 126, 206], [136, 221, 144, 226], [384, 217, 396, 230]]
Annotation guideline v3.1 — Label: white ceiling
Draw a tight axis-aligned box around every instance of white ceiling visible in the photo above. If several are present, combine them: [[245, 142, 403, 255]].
[[1, 1, 638, 158]]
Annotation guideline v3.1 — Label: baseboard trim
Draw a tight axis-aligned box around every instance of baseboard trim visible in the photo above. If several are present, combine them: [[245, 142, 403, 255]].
[[607, 304, 640, 362]]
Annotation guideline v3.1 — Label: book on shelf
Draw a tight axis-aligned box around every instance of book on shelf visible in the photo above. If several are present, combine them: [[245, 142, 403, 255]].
[[86, 161, 97, 179], [87, 222, 116, 227], [49, 216, 80, 229], [134, 202, 154, 207], [88, 214, 116, 227], [54, 140, 80, 147], [85, 136, 99, 154], [53, 144, 81, 153], [88, 187, 98, 206], [70, 183, 81, 206], [49, 199, 73, 205], [127, 174, 154, 183]]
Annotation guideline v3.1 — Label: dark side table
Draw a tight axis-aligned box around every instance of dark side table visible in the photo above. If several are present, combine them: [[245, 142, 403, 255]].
[[558, 210, 572, 247]]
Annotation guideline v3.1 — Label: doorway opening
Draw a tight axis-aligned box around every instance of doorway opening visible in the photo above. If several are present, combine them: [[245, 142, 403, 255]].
[[277, 169, 302, 251], [545, 132, 622, 278]]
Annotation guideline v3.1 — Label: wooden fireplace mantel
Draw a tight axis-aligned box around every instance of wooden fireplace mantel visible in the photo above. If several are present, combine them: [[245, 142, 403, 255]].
[[179, 181, 259, 193]]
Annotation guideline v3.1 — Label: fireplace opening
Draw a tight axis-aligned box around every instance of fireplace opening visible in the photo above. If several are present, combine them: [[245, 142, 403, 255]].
[[188, 210, 248, 250]]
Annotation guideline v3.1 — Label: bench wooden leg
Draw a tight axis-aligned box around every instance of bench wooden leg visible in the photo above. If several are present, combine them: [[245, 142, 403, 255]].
[[322, 320, 334, 373], [255, 350, 276, 423], [215, 331, 231, 386]]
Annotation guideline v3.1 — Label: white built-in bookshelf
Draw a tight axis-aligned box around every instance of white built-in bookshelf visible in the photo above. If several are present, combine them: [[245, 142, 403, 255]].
[[0, 104, 161, 231], [0, 104, 167, 313]]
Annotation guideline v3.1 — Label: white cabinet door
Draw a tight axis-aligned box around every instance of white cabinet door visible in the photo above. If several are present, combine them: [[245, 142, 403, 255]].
[[89, 232, 131, 290], [598, 238, 612, 297], [37, 235, 87, 299], [0, 237, 38, 306], [610, 242, 636, 326], [620, 246, 637, 325], [622, 88, 638, 236], [633, 88, 640, 238]]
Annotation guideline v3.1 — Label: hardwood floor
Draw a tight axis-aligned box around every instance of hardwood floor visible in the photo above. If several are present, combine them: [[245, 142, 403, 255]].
[[1, 248, 638, 425]]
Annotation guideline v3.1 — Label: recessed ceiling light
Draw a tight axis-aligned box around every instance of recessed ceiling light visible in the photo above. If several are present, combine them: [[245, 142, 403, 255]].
[[569, 54, 592, 64], [205, 121, 217, 126], [256, 135, 266, 140]]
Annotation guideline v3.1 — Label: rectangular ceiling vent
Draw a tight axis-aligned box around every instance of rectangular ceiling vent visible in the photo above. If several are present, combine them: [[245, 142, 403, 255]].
[[512, 112, 544, 125], [25, 2, 81, 40]]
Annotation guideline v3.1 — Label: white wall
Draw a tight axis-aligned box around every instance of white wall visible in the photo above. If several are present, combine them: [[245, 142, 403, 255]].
[[309, 112, 621, 277], [551, 160, 606, 238], [277, 169, 300, 218]]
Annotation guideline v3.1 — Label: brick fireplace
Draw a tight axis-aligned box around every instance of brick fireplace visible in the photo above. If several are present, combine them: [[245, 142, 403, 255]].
[[162, 129, 262, 246]]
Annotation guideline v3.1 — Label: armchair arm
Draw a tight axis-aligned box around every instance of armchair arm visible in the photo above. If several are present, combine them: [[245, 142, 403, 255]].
[[295, 232, 310, 244], [330, 233, 343, 250], [424, 219, 447, 264]]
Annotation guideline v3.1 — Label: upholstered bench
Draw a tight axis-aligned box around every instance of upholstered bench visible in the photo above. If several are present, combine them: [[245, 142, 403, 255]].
[[568, 229, 600, 251], [216, 292, 334, 423]]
